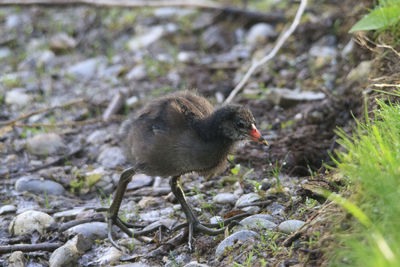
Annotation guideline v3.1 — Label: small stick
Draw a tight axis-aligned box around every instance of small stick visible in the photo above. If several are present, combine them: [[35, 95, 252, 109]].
[[224, 0, 308, 104], [0, 98, 85, 127], [0, 242, 63, 254]]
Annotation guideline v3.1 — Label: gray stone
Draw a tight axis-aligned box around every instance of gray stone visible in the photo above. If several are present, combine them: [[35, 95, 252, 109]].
[[49, 234, 92, 267], [0, 205, 16, 215], [153, 7, 195, 18], [15, 176, 65, 195], [309, 45, 337, 58], [114, 263, 150, 267], [66, 222, 108, 240], [67, 57, 105, 78], [201, 26, 229, 50], [5, 89, 31, 107], [97, 146, 126, 168], [177, 51, 197, 63], [0, 47, 11, 59], [54, 208, 86, 219], [238, 215, 277, 231], [127, 25, 168, 51], [278, 219, 305, 234], [87, 129, 111, 144], [213, 192, 238, 205], [266, 88, 325, 107], [183, 261, 210, 267], [8, 251, 25, 267], [139, 207, 175, 223], [127, 174, 154, 190], [97, 247, 123, 265], [235, 193, 262, 207], [215, 230, 258, 258], [347, 60, 373, 81], [50, 32, 77, 52], [246, 23, 276, 46], [210, 216, 223, 225], [126, 64, 147, 81], [9, 210, 55, 236], [267, 202, 285, 216], [26, 133, 67, 156]]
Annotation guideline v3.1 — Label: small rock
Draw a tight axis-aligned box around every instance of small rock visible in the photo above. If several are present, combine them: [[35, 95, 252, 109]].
[[210, 216, 223, 225], [138, 196, 159, 208], [0, 47, 11, 59], [309, 45, 337, 58], [238, 215, 277, 231], [183, 261, 210, 267], [53, 208, 86, 219], [341, 39, 354, 57], [278, 220, 305, 234], [267, 202, 285, 216], [0, 205, 17, 215], [49, 234, 92, 267], [97, 146, 126, 168], [126, 64, 147, 81], [213, 193, 238, 205], [139, 207, 174, 223], [201, 26, 230, 50], [177, 51, 197, 63], [266, 88, 325, 107], [215, 230, 258, 258], [97, 247, 123, 265], [66, 222, 108, 240], [246, 23, 276, 46], [127, 25, 166, 51], [153, 7, 195, 18], [126, 96, 139, 107], [15, 175, 65, 195], [9, 210, 55, 236], [49, 32, 77, 53], [87, 129, 111, 144], [127, 174, 154, 190], [165, 254, 191, 267], [114, 263, 150, 267], [235, 193, 262, 207], [67, 57, 105, 78], [8, 251, 25, 267], [26, 133, 67, 156], [347, 60, 373, 81], [5, 89, 31, 107]]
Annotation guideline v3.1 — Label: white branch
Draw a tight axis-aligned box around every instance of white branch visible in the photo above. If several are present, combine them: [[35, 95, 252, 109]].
[[224, 0, 308, 104]]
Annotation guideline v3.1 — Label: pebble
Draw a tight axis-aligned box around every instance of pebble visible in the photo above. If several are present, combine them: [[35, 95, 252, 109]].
[[153, 7, 195, 19], [177, 51, 197, 63], [0, 47, 11, 59], [265, 88, 326, 107], [213, 192, 238, 205], [201, 26, 229, 50], [347, 60, 373, 81], [49, 32, 77, 52], [183, 262, 210, 267], [53, 208, 86, 219], [246, 23, 276, 46], [127, 174, 154, 190], [126, 64, 147, 81], [210, 216, 223, 225], [96, 247, 123, 265], [215, 230, 258, 258], [15, 175, 65, 195], [9, 210, 55, 236], [97, 146, 126, 168], [237, 215, 277, 231], [49, 234, 92, 267], [278, 219, 305, 234], [5, 89, 31, 107], [114, 263, 150, 267], [26, 132, 67, 156], [66, 222, 108, 240], [139, 207, 175, 223], [8, 251, 25, 267], [0, 205, 17, 215], [87, 129, 111, 144], [127, 25, 166, 51], [267, 202, 286, 216], [67, 57, 105, 78], [235, 193, 262, 207]]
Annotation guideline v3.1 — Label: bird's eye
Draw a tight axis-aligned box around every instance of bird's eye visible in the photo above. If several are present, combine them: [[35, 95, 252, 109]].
[[236, 121, 245, 128]]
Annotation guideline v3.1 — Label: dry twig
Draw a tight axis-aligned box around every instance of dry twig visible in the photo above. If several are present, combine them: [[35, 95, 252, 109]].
[[224, 0, 308, 104], [0, 242, 63, 254]]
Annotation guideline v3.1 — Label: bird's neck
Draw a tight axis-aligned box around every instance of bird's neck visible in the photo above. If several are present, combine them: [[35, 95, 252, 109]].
[[194, 106, 232, 142]]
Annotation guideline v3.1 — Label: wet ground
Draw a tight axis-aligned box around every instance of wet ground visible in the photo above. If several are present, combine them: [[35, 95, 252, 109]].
[[0, 1, 372, 266]]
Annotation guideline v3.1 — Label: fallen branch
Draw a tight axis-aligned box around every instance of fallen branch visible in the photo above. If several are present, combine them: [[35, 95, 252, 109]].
[[0, 0, 285, 24], [0, 98, 85, 127], [0, 242, 63, 254], [224, 0, 308, 104]]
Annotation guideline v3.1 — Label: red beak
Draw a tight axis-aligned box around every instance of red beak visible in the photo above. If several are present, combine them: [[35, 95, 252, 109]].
[[249, 124, 268, 145]]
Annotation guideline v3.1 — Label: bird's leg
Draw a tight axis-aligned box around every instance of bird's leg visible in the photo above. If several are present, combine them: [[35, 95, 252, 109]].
[[169, 176, 224, 251], [107, 167, 137, 249]]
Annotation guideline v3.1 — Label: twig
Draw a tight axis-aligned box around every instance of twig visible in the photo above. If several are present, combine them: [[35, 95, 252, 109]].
[[0, 0, 285, 23], [224, 0, 308, 104], [373, 83, 400, 88], [0, 98, 85, 127], [0, 242, 63, 254]]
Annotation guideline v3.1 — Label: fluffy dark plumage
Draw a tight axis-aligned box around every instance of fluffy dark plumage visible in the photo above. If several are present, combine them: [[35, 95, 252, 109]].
[[121, 91, 257, 177]]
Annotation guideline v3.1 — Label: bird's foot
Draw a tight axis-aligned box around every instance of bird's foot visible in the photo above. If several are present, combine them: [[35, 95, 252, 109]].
[[107, 215, 167, 250]]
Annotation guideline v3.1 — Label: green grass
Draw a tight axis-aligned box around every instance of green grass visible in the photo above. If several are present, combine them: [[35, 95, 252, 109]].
[[349, 0, 400, 34], [329, 100, 400, 266]]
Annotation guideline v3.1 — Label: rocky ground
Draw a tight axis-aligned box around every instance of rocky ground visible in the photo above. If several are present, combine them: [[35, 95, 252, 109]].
[[0, 1, 372, 266]]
